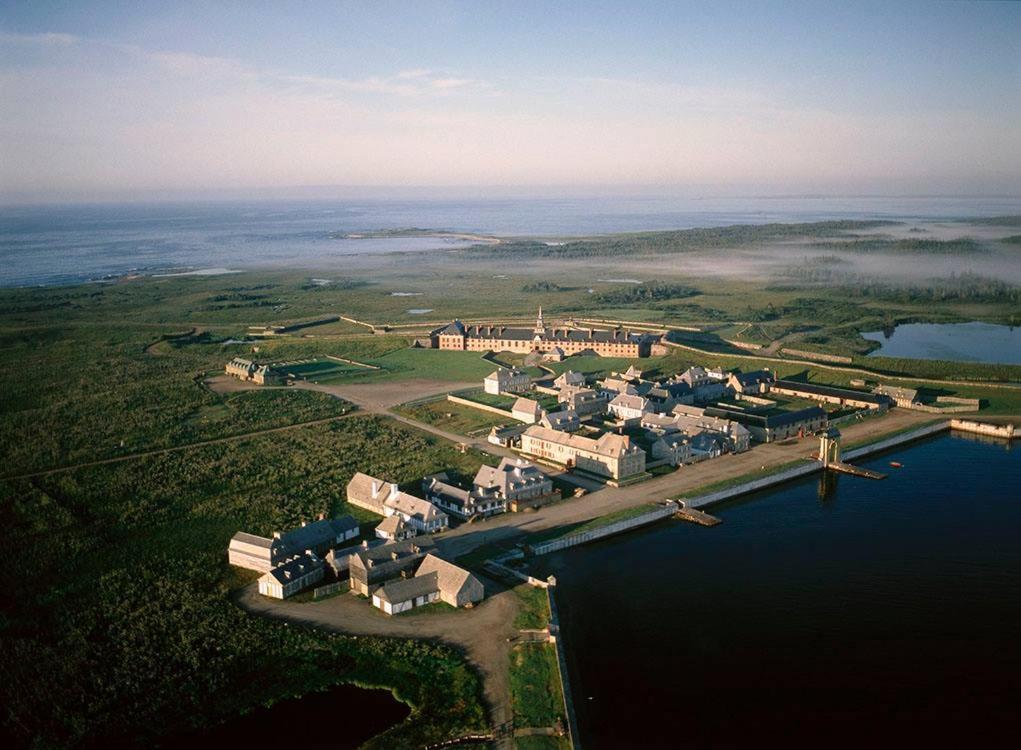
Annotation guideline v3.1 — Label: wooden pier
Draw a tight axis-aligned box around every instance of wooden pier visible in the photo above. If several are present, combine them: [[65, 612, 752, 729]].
[[675, 506, 723, 526], [826, 461, 887, 480]]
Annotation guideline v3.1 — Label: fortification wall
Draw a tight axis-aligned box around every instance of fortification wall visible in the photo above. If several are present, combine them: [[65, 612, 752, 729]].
[[528, 502, 679, 556]]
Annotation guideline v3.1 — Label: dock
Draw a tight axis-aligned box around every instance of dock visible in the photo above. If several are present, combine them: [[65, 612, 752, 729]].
[[826, 461, 887, 480], [674, 506, 722, 526]]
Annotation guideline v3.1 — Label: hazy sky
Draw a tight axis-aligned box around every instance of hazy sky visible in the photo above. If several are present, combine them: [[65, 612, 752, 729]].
[[1, 1, 1018, 201]]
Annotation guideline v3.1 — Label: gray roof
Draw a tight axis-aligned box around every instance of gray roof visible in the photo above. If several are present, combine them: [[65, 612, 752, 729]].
[[375, 571, 440, 604], [438, 320, 467, 336], [230, 531, 273, 549], [422, 476, 472, 510], [279, 516, 359, 553], [774, 379, 888, 405], [512, 397, 543, 416], [417, 554, 480, 599], [732, 369, 774, 387], [350, 536, 436, 571], [264, 552, 323, 584], [474, 457, 548, 497], [690, 431, 725, 451], [543, 409, 579, 429], [461, 324, 646, 345]]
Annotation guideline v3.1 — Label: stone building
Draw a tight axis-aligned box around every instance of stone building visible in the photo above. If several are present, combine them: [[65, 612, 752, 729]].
[[651, 433, 692, 466], [707, 405, 827, 443], [874, 384, 921, 408], [511, 397, 544, 424], [433, 309, 657, 358], [727, 369, 775, 395], [553, 370, 586, 389], [224, 357, 283, 385], [520, 425, 646, 481], [473, 457, 556, 510], [558, 385, 608, 417], [541, 408, 581, 432], [608, 393, 652, 421], [483, 367, 531, 395]]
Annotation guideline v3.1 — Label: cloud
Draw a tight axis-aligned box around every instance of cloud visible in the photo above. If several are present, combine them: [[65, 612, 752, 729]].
[[0, 29, 1017, 198], [0, 30, 78, 46]]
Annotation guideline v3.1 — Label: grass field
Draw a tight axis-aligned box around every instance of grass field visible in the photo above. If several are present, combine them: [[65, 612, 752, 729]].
[[509, 643, 566, 729], [396, 399, 513, 435], [0, 415, 492, 748], [513, 585, 552, 630]]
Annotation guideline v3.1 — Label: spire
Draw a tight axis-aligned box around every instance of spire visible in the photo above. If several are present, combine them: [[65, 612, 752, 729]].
[[534, 306, 546, 335]]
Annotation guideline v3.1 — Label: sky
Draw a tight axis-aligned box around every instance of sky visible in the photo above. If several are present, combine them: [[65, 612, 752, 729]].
[[0, 0, 1018, 202]]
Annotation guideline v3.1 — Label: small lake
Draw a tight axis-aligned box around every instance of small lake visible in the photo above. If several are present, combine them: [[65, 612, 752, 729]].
[[862, 321, 1021, 364], [535, 434, 1021, 748], [174, 683, 409, 749]]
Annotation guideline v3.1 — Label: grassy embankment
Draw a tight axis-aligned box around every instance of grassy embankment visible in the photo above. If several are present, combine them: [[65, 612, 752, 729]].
[[508, 586, 570, 750]]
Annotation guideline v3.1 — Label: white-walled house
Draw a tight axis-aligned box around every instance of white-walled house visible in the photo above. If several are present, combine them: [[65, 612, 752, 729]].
[[511, 397, 544, 424], [484, 367, 531, 395], [257, 551, 324, 599], [384, 492, 449, 534]]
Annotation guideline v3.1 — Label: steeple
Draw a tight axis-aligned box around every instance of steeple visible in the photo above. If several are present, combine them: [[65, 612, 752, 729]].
[[534, 306, 546, 335]]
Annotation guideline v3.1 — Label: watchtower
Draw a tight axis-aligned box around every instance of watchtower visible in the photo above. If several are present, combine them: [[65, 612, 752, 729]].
[[819, 427, 841, 467]]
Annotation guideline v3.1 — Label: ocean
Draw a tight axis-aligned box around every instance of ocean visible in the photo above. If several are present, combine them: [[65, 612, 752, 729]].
[[1, 195, 1018, 287]]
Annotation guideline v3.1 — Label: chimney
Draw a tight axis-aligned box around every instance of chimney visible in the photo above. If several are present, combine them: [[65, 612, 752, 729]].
[[389, 483, 399, 500], [272, 531, 282, 540], [391, 551, 399, 560], [318, 512, 326, 521], [301, 520, 307, 527], [371, 480, 379, 496], [361, 540, 369, 548]]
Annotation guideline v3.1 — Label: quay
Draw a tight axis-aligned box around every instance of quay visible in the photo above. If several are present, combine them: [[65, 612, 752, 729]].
[[674, 505, 723, 526], [826, 461, 887, 480]]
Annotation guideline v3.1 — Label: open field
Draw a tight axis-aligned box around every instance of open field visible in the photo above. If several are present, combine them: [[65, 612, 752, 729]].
[[396, 398, 514, 436], [0, 415, 496, 748]]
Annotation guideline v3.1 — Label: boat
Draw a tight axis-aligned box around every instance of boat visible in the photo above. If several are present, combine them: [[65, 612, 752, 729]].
[[889, 461, 903, 468]]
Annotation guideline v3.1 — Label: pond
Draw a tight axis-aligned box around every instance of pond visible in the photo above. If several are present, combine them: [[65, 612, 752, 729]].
[[172, 683, 409, 748], [862, 321, 1021, 364]]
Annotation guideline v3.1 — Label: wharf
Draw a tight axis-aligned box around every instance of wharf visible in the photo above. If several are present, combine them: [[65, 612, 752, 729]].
[[826, 461, 887, 480], [674, 506, 722, 526]]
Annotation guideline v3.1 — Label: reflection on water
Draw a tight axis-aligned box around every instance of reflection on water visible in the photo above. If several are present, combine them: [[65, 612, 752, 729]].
[[171, 683, 409, 749], [863, 322, 1021, 364]]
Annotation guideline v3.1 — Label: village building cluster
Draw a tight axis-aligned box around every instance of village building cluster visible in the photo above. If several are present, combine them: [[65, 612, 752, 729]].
[[479, 359, 894, 483], [230, 510, 486, 615], [230, 456, 560, 612]]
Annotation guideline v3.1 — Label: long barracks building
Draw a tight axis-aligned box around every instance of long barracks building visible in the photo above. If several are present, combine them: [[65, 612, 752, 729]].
[[433, 308, 658, 358]]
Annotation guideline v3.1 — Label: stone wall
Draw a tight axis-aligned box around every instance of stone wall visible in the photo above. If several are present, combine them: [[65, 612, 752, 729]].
[[949, 419, 1015, 439], [780, 348, 853, 364], [528, 502, 679, 555]]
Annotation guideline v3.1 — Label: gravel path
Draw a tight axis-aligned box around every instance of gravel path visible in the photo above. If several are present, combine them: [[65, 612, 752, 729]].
[[236, 581, 521, 747]]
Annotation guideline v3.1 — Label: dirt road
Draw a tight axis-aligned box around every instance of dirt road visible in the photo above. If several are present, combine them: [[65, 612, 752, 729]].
[[237, 582, 520, 748]]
